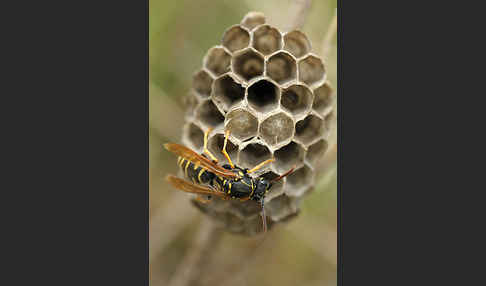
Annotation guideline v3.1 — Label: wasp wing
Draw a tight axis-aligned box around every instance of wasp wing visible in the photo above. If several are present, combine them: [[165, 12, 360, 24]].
[[164, 143, 238, 179], [166, 175, 227, 198]]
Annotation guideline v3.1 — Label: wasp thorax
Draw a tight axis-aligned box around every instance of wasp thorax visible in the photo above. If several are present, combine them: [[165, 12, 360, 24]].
[[185, 12, 335, 235]]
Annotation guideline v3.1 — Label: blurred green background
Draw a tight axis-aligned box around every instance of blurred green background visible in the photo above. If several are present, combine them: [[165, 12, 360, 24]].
[[150, 1, 337, 285]]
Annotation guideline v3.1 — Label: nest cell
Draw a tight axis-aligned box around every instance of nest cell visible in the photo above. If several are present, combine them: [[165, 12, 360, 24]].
[[295, 115, 324, 145], [283, 31, 311, 58], [259, 112, 294, 147], [324, 111, 335, 135], [298, 55, 326, 86], [313, 82, 334, 115], [265, 194, 296, 221], [195, 100, 225, 128], [247, 79, 279, 113], [281, 84, 313, 117], [260, 171, 284, 200], [207, 132, 239, 164], [222, 26, 250, 53], [204, 47, 231, 76], [240, 11, 266, 30], [225, 214, 246, 233], [212, 74, 245, 112], [285, 165, 313, 197], [225, 109, 258, 141], [185, 123, 204, 150], [273, 141, 305, 174], [192, 70, 213, 97], [228, 199, 261, 218], [266, 52, 297, 84], [184, 93, 198, 116], [252, 25, 282, 55], [232, 48, 264, 81], [239, 143, 272, 170], [306, 139, 328, 167]]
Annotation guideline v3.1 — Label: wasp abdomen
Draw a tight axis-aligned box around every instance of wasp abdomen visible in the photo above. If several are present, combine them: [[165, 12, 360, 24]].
[[178, 156, 215, 185]]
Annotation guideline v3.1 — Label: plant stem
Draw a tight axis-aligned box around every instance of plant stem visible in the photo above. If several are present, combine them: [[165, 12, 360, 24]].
[[167, 218, 222, 286], [149, 192, 198, 263], [321, 9, 337, 59], [284, 0, 312, 31]]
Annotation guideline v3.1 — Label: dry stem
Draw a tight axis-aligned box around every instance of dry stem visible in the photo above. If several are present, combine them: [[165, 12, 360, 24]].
[[149, 192, 199, 263], [167, 218, 222, 286], [321, 9, 337, 59], [284, 0, 312, 31], [214, 228, 282, 286]]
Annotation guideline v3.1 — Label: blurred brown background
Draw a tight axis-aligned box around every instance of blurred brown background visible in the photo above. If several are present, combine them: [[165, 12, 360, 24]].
[[150, 1, 337, 285]]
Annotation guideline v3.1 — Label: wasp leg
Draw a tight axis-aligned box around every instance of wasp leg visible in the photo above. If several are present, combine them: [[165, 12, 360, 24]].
[[239, 197, 250, 202], [195, 195, 212, 204], [247, 158, 275, 174], [203, 128, 219, 163], [222, 129, 235, 169]]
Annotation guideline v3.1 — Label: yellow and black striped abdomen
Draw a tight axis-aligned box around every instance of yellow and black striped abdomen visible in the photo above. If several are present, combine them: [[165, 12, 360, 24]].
[[177, 156, 215, 185]]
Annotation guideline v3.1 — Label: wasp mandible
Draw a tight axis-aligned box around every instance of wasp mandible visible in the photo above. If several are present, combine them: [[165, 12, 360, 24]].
[[164, 128, 294, 232]]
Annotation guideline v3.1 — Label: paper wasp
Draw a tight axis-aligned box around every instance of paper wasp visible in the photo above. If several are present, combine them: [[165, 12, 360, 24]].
[[164, 128, 294, 233]]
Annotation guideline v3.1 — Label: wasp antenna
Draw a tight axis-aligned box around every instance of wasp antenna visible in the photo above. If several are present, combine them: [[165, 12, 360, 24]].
[[163, 143, 172, 151], [271, 165, 296, 183]]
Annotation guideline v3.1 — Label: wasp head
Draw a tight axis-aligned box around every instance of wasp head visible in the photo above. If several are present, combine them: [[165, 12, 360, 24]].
[[252, 177, 272, 202]]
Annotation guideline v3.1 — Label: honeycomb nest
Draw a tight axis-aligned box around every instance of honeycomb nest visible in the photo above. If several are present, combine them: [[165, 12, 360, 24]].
[[182, 12, 335, 235]]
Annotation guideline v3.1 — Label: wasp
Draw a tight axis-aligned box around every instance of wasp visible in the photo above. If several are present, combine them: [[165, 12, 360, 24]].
[[164, 128, 294, 232]]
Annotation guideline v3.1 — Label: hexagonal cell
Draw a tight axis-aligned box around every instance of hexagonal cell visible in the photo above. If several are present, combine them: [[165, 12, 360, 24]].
[[195, 100, 225, 128], [266, 52, 297, 84], [239, 143, 272, 170], [232, 49, 264, 81], [265, 194, 296, 221], [196, 196, 230, 213], [260, 171, 284, 201], [306, 139, 328, 167], [222, 25, 250, 53], [247, 79, 279, 113], [298, 55, 326, 86], [183, 93, 198, 116], [212, 74, 245, 112], [204, 47, 231, 76], [252, 25, 282, 55], [313, 82, 334, 115], [285, 165, 313, 197], [207, 133, 238, 164], [274, 141, 305, 174], [241, 11, 266, 30], [192, 70, 213, 97], [225, 214, 246, 233], [259, 112, 294, 146], [185, 122, 204, 150], [281, 84, 313, 117], [324, 111, 335, 135], [283, 30, 311, 58], [226, 109, 258, 141], [295, 115, 324, 145], [277, 208, 300, 223], [227, 199, 261, 218]]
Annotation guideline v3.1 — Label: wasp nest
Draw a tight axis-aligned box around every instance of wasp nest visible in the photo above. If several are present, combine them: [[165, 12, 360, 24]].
[[183, 12, 335, 235]]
